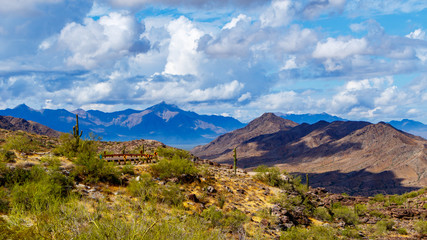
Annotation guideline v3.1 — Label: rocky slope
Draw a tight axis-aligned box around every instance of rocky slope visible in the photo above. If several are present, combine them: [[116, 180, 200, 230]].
[[192, 113, 427, 196], [0, 115, 60, 138]]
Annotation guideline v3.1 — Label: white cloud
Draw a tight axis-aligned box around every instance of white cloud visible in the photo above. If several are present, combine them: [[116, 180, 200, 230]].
[[313, 37, 368, 59], [406, 28, 426, 40], [302, 0, 345, 19], [260, 0, 295, 28], [57, 12, 139, 69], [164, 16, 203, 75], [223, 14, 251, 30]]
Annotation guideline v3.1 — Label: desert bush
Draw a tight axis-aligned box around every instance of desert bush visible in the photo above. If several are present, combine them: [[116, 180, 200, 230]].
[[372, 193, 385, 202], [414, 221, 427, 235], [10, 167, 73, 213], [4, 134, 40, 153], [253, 165, 283, 187], [332, 206, 358, 225], [340, 226, 361, 239], [280, 226, 338, 240], [354, 203, 368, 216], [375, 219, 395, 235], [386, 195, 406, 206], [157, 183, 184, 207], [223, 209, 248, 232], [397, 227, 408, 235], [72, 140, 120, 184], [128, 173, 157, 201], [53, 133, 79, 158], [201, 206, 224, 227], [120, 164, 135, 175], [156, 147, 192, 160], [313, 207, 332, 221], [0, 187, 9, 213], [150, 155, 198, 180], [0, 149, 15, 163]]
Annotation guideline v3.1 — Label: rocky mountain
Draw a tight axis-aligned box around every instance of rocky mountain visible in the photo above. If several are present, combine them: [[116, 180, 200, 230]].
[[192, 113, 427, 195], [0, 115, 61, 137], [277, 112, 427, 139], [277, 112, 346, 124], [0, 102, 245, 147], [389, 119, 427, 139]]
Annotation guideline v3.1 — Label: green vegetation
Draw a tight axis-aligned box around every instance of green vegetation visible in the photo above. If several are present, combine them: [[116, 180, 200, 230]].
[[150, 155, 199, 180], [331, 205, 358, 225], [280, 226, 338, 240], [415, 220, 427, 235]]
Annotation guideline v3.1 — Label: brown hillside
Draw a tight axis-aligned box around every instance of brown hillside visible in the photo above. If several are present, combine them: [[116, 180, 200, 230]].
[[192, 113, 427, 195], [191, 113, 298, 159], [0, 115, 61, 137]]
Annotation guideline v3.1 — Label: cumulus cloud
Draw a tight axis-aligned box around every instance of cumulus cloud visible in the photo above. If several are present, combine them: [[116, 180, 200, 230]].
[[260, 0, 296, 28], [302, 0, 345, 19], [313, 37, 368, 59], [329, 77, 412, 119], [406, 29, 426, 40], [56, 12, 142, 69], [164, 16, 203, 75]]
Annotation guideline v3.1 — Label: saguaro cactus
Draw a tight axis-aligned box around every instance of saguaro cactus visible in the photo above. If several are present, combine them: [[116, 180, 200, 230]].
[[73, 114, 83, 152], [233, 147, 238, 175], [306, 173, 310, 190]]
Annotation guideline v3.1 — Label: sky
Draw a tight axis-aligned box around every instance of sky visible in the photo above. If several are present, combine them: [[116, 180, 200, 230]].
[[0, 0, 426, 123]]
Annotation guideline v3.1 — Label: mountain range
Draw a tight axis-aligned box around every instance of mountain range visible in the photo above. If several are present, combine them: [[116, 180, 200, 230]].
[[192, 113, 427, 196], [0, 102, 244, 148], [277, 112, 427, 139]]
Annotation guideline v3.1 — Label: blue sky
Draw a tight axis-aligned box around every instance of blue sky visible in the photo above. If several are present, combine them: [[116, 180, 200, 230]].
[[0, 0, 426, 123]]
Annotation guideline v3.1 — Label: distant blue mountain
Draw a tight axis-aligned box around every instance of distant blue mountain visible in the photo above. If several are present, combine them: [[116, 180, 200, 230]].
[[277, 112, 346, 124], [388, 119, 427, 139], [0, 102, 245, 148], [277, 112, 426, 139]]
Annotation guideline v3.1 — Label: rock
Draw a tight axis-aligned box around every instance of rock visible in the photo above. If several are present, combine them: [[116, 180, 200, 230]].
[[236, 189, 246, 194], [188, 194, 199, 203], [206, 186, 216, 193], [225, 186, 233, 193]]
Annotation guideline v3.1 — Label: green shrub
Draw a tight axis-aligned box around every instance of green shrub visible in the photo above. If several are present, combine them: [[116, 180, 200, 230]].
[[223, 209, 248, 232], [201, 206, 224, 227], [387, 195, 405, 206], [340, 226, 361, 239], [0, 150, 15, 163], [127, 173, 157, 201], [253, 165, 283, 187], [10, 167, 73, 213], [156, 147, 192, 160], [121, 164, 135, 175], [53, 133, 79, 158], [281, 226, 338, 240], [372, 194, 385, 202], [375, 219, 395, 235], [354, 203, 368, 216], [72, 140, 120, 184], [369, 210, 386, 219], [414, 221, 427, 235], [313, 207, 332, 222], [397, 227, 408, 235], [0, 187, 9, 213], [150, 155, 198, 180], [4, 135, 40, 153], [332, 206, 358, 225], [158, 183, 184, 207]]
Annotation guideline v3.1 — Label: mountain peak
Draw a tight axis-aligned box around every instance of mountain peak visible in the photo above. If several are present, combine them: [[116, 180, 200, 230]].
[[148, 102, 180, 112], [14, 104, 35, 111], [247, 113, 298, 130]]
